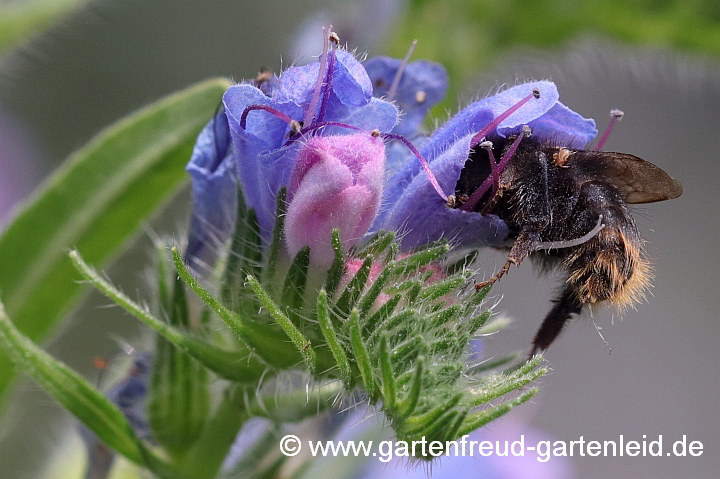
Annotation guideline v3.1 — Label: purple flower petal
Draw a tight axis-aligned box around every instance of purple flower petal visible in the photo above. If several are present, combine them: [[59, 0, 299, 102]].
[[273, 62, 317, 106], [422, 81, 559, 160], [224, 84, 289, 145], [274, 50, 372, 119], [186, 114, 237, 261], [322, 97, 398, 135], [364, 56, 448, 136], [332, 50, 373, 107], [526, 101, 597, 148], [223, 84, 293, 233]]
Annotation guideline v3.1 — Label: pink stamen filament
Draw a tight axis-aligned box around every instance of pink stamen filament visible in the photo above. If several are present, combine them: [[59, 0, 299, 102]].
[[316, 40, 337, 124], [382, 132, 447, 202], [240, 104, 294, 130], [535, 215, 605, 250], [304, 26, 331, 127], [387, 39, 417, 100], [461, 126, 528, 212], [284, 121, 365, 147], [594, 109, 624, 151], [480, 141, 500, 193], [470, 88, 539, 148]]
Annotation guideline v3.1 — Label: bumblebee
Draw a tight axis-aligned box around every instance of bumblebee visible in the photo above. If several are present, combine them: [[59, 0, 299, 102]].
[[454, 129, 682, 355]]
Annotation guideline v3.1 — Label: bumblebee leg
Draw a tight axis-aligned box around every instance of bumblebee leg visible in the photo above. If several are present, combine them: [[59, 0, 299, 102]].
[[480, 182, 508, 215], [529, 286, 583, 357], [475, 230, 539, 291]]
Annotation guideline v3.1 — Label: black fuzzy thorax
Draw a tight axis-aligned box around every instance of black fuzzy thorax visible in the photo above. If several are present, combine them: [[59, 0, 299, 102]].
[[455, 136, 641, 259]]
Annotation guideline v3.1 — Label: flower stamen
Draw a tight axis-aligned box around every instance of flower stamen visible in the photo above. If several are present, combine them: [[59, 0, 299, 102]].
[[594, 109, 624, 151], [479, 140, 499, 193], [461, 125, 531, 211], [239, 104, 295, 130], [316, 32, 339, 124], [381, 132, 447, 202], [470, 87, 540, 148], [304, 25, 331, 127], [387, 39, 418, 101]]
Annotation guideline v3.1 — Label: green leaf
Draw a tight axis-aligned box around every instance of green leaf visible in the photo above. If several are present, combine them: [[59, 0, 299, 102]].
[[469, 356, 546, 406], [0, 77, 231, 405], [221, 185, 248, 306], [457, 389, 537, 437], [354, 231, 395, 257], [0, 302, 144, 464], [363, 294, 400, 337], [264, 188, 287, 290], [395, 357, 423, 420], [171, 248, 306, 370]]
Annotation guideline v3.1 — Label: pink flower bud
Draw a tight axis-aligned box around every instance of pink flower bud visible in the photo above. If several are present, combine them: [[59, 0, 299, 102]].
[[285, 134, 385, 267]]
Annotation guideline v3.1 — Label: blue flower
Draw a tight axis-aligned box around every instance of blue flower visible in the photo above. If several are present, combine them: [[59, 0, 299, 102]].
[[363, 56, 448, 137], [185, 48, 398, 262], [373, 80, 597, 250], [224, 50, 397, 236], [185, 111, 235, 262]]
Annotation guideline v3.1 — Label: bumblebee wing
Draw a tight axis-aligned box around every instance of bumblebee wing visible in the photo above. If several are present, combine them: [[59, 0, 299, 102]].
[[582, 152, 683, 204]]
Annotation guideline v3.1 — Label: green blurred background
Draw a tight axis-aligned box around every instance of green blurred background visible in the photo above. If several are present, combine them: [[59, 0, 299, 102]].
[[1, 0, 719, 478]]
